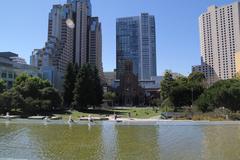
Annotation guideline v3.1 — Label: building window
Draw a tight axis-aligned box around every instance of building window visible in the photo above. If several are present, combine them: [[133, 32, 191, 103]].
[[8, 73, 13, 79], [1, 72, 7, 78]]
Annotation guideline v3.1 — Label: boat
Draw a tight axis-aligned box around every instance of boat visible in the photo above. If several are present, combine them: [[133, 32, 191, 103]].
[[50, 116, 62, 120]]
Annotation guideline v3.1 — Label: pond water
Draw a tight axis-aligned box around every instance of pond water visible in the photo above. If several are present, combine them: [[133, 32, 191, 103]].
[[0, 119, 240, 160]]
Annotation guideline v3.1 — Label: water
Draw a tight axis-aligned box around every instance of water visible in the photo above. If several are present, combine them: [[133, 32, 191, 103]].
[[0, 119, 240, 160]]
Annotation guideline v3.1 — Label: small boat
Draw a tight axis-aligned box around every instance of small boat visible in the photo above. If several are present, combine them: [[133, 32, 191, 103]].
[[50, 116, 62, 120], [28, 116, 45, 120]]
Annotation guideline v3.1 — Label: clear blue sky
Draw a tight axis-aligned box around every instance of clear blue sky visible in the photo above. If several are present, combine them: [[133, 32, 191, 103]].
[[0, 0, 237, 76]]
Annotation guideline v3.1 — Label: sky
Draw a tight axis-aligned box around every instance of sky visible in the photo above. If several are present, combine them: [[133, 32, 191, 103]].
[[0, 0, 237, 76]]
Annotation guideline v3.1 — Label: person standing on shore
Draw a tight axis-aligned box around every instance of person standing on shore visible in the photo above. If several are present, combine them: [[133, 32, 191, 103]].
[[128, 112, 131, 118]]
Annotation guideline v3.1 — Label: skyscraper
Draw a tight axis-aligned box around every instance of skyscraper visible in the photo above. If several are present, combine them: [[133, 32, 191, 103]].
[[89, 17, 103, 79], [68, 0, 92, 66], [31, 0, 103, 90], [197, 2, 240, 85], [47, 4, 74, 73], [116, 13, 157, 80]]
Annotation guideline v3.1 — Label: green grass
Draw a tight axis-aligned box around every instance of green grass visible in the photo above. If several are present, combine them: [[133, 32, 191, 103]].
[[111, 108, 161, 119], [54, 107, 161, 120]]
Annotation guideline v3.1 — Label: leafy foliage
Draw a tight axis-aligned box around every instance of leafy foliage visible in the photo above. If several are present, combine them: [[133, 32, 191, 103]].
[[196, 79, 240, 112], [104, 92, 116, 101], [0, 79, 6, 93], [188, 72, 205, 83], [73, 64, 103, 111], [160, 71, 206, 111], [160, 71, 176, 100], [0, 74, 62, 115], [63, 63, 78, 107]]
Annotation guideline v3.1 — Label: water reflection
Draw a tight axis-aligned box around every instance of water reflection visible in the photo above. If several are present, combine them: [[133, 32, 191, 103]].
[[157, 125, 203, 160], [101, 121, 118, 160], [201, 125, 240, 160], [0, 121, 240, 160], [116, 125, 160, 160], [0, 126, 42, 160]]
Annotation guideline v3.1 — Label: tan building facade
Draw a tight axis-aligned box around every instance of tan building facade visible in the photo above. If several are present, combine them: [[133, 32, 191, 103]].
[[198, 2, 240, 85], [235, 52, 240, 74]]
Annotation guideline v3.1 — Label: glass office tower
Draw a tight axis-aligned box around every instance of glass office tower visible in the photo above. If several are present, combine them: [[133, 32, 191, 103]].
[[116, 13, 157, 80]]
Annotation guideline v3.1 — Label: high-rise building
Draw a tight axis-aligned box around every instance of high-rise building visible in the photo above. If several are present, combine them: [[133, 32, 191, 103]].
[[197, 2, 240, 85], [71, 0, 92, 66], [116, 13, 157, 80], [31, 0, 103, 90], [47, 4, 74, 73], [89, 17, 103, 79]]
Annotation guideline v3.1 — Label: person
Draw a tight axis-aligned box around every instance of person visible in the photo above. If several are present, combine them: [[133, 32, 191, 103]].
[[128, 112, 131, 118], [68, 116, 74, 123], [88, 115, 93, 123], [44, 116, 50, 122], [114, 113, 117, 120]]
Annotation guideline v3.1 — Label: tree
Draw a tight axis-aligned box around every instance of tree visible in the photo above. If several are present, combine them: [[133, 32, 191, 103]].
[[188, 72, 205, 83], [0, 79, 6, 93], [160, 71, 176, 100], [104, 91, 116, 106], [14, 74, 51, 99], [73, 64, 94, 110], [195, 79, 240, 112], [13, 74, 61, 114], [169, 85, 191, 111], [73, 64, 103, 110], [41, 87, 62, 111], [63, 63, 78, 107], [92, 67, 103, 108], [168, 74, 205, 111], [10, 89, 25, 111], [0, 92, 12, 112], [150, 98, 162, 107], [104, 92, 116, 101]]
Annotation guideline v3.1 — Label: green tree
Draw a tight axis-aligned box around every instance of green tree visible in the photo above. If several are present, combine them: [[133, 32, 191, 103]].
[[0, 79, 6, 93], [104, 92, 116, 101], [0, 91, 12, 112], [168, 74, 205, 111], [195, 79, 240, 112], [160, 71, 176, 100], [73, 64, 103, 110], [188, 72, 205, 83], [10, 89, 25, 111], [41, 87, 62, 111], [13, 74, 61, 114], [150, 98, 162, 107], [104, 91, 116, 106], [73, 64, 94, 110], [63, 63, 78, 107], [92, 67, 103, 108], [169, 85, 191, 111]]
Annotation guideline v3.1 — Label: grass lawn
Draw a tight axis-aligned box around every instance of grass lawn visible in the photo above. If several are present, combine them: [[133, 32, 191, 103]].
[[54, 107, 161, 120], [111, 108, 161, 119]]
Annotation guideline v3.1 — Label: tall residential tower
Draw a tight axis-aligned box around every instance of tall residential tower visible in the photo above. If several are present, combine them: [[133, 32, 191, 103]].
[[197, 2, 240, 85]]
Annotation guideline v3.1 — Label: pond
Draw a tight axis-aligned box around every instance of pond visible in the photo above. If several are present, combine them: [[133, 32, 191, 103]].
[[0, 119, 240, 160]]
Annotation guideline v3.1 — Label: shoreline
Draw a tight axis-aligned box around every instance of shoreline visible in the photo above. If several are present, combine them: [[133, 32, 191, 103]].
[[1, 116, 240, 123]]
